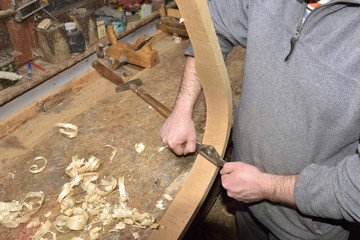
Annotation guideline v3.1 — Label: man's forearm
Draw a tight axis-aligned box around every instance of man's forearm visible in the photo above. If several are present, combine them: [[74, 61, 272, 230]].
[[221, 162, 298, 206], [159, 56, 202, 155], [262, 173, 298, 206], [173, 56, 203, 115]]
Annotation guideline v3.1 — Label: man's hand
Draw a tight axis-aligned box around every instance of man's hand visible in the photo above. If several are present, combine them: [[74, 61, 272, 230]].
[[160, 56, 202, 155], [220, 162, 298, 206], [160, 111, 197, 155]]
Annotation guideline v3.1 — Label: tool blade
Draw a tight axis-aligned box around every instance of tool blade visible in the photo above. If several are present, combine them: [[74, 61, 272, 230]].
[[196, 141, 226, 167]]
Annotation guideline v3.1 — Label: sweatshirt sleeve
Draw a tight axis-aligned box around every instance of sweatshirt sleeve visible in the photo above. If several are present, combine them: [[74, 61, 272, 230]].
[[185, 0, 249, 59], [295, 145, 360, 222]]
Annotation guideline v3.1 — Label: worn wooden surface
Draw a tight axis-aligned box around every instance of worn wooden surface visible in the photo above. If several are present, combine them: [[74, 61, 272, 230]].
[[0, 30, 245, 239]]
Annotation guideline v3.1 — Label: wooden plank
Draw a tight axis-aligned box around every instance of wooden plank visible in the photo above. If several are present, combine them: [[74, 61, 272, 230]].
[[149, 0, 232, 238]]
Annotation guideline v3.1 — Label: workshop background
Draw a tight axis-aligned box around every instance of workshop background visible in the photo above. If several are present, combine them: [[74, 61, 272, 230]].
[[1, 0, 359, 240]]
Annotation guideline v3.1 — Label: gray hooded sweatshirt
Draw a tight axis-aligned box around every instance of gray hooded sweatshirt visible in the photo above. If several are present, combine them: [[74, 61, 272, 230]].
[[185, 0, 360, 239]]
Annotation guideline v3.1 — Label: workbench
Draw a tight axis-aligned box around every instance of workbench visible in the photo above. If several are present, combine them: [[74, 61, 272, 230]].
[[0, 30, 245, 239]]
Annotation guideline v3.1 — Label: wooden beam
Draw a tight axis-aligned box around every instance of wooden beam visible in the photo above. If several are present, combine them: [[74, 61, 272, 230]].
[[149, 0, 232, 238]]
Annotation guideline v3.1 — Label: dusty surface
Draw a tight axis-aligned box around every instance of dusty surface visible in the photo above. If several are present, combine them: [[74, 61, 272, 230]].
[[0, 32, 245, 239]]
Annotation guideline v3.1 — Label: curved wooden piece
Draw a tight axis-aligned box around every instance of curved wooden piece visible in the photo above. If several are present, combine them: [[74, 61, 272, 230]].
[[149, 0, 232, 239]]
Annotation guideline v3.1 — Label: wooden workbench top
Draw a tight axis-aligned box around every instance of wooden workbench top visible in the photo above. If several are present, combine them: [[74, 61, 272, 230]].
[[0, 31, 245, 239]]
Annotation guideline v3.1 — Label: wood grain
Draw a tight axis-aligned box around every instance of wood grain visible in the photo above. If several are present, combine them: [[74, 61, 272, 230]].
[[149, 0, 232, 238]]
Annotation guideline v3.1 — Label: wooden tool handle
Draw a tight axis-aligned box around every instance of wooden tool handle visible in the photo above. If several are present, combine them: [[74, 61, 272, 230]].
[[92, 60, 125, 85], [96, 43, 105, 59], [129, 85, 172, 118], [107, 24, 117, 46]]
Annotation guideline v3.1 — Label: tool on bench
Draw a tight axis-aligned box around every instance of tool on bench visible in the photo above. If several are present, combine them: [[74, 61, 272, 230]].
[[92, 57, 172, 118], [105, 24, 159, 68], [156, 8, 188, 37], [134, 36, 153, 51]]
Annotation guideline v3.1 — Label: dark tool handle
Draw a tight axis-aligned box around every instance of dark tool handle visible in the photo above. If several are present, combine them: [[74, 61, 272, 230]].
[[130, 85, 172, 118]]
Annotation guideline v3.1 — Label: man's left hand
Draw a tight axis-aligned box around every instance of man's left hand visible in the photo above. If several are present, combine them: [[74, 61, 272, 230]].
[[220, 162, 267, 203], [220, 162, 298, 205]]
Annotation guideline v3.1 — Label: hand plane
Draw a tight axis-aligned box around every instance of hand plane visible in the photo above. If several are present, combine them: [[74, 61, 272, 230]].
[[105, 24, 159, 68]]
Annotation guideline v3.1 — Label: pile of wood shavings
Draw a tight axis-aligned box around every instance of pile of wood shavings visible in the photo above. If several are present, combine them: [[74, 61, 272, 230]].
[[2, 124, 159, 240], [51, 154, 158, 239], [0, 192, 44, 228]]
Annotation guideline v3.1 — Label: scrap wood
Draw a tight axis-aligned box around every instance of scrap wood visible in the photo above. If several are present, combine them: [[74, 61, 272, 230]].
[[0, 71, 22, 81]]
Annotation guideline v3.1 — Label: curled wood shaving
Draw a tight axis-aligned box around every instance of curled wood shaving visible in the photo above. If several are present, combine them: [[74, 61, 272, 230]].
[[66, 156, 100, 178], [95, 178, 117, 196], [104, 145, 117, 161], [55, 123, 79, 138], [0, 191, 44, 228], [57, 183, 74, 203], [29, 156, 48, 174], [66, 208, 89, 230], [55, 208, 89, 232], [54, 215, 71, 233], [134, 143, 145, 153], [29, 220, 53, 240]]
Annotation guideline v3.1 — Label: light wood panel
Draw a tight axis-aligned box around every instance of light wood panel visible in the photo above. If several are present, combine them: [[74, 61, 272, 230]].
[[149, 0, 232, 238]]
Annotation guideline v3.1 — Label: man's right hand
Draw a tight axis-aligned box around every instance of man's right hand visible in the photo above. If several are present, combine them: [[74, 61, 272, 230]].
[[160, 110, 197, 155], [160, 56, 202, 155]]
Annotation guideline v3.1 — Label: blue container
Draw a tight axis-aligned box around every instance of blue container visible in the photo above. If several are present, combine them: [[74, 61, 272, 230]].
[[112, 22, 126, 33]]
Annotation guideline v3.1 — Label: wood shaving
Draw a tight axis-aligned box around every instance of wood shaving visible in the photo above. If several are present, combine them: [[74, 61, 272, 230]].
[[104, 145, 117, 161], [134, 143, 145, 153], [115, 221, 126, 230], [133, 232, 140, 239], [29, 156, 48, 174], [26, 218, 40, 228], [55, 123, 79, 138], [44, 211, 52, 218], [157, 145, 168, 152], [164, 194, 173, 201], [89, 226, 102, 240], [155, 200, 165, 210], [29, 220, 53, 240], [0, 191, 44, 228]]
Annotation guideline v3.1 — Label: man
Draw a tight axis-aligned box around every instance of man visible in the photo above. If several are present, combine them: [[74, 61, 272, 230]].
[[160, 0, 360, 239]]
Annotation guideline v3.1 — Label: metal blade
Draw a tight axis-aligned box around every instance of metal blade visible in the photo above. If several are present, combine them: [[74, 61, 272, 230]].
[[196, 141, 226, 167]]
